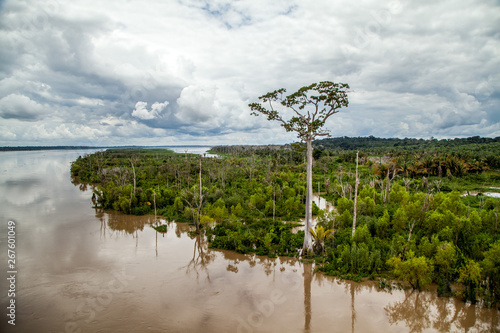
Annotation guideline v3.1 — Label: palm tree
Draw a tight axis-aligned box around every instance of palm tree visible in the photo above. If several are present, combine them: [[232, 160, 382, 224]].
[[422, 155, 434, 177], [396, 155, 411, 178], [310, 225, 334, 254]]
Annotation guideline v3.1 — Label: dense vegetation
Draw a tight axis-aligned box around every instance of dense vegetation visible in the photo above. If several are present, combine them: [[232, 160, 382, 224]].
[[316, 135, 499, 154], [71, 137, 500, 307], [314, 136, 500, 172], [71, 148, 309, 220]]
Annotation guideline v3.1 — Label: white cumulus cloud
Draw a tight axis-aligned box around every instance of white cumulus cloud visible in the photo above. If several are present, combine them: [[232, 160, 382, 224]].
[[131, 101, 169, 120]]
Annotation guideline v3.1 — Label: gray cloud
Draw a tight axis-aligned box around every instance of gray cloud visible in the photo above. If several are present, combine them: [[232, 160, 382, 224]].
[[0, 93, 49, 120], [0, 0, 498, 146]]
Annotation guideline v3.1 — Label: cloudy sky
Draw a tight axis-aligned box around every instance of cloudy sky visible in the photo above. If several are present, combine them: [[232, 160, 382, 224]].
[[0, 0, 499, 146]]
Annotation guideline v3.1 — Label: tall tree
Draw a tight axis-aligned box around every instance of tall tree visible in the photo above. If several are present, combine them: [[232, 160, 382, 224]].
[[352, 150, 359, 237], [249, 81, 349, 253]]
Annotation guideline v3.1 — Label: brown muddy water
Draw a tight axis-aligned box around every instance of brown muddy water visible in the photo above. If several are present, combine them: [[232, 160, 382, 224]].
[[0, 150, 499, 333]]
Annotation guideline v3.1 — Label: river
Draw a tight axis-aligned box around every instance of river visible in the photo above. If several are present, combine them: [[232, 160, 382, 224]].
[[0, 149, 498, 332]]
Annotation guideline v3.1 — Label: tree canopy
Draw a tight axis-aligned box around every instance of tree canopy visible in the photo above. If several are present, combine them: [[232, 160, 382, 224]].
[[249, 81, 350, 141]]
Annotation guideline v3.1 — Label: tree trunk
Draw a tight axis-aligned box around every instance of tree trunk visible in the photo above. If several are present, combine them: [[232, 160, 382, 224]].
[[494, 204, 498, 242], [273, 184, 276, 223], [352, 151, 359, 237], [197, 156, 202, 233], [303, 138, 313, 254], [384, 168, 391, 203], [129, 187, 133, 214], [130, 159, 136, 196], [153, 190, 157, 226]]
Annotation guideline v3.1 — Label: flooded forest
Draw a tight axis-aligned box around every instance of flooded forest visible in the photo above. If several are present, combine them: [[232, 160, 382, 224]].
[[71, 136, 500, 309]]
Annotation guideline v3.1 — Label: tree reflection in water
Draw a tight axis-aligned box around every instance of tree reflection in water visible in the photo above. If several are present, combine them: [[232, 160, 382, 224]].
[[94, 207, 107, 239], [385, 289, 432, 332], [303, 262, 313, 333], [175, 222, 193, 237], [94, 209, 159, 250], [183, 234, 215, 282], [385, 288, 499, 332], [259, 256, 276, 276], [104, 211, 151, 234], [349, 282, 360, 333]]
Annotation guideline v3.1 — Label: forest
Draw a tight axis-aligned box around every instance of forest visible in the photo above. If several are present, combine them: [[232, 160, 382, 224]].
[[70, 136, 500, 308]]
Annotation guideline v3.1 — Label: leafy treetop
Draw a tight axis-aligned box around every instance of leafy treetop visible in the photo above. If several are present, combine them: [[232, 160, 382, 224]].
[[249, 81, 350, 141]]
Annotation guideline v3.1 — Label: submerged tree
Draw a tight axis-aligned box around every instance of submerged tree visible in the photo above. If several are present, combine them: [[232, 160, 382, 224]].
[[249, 81, 350, 253]]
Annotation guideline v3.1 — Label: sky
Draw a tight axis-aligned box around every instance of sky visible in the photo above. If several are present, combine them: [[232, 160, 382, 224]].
[[0, 0, 499, 146]]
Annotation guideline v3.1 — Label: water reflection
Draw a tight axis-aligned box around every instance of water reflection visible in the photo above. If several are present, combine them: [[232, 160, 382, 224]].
[[386, 289, 499, 332], [1, 150, 499, 333], [184, 234, 216, 281], [167, 146, 216, 158], [303, 262, 312, 333], [350, 282, 357, 333], [106, 211, 152, 234], [386, 289, 432, 332]]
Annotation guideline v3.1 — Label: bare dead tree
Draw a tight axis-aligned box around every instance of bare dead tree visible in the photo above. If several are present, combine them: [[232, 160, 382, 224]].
[[352, 151, 359, 237]]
